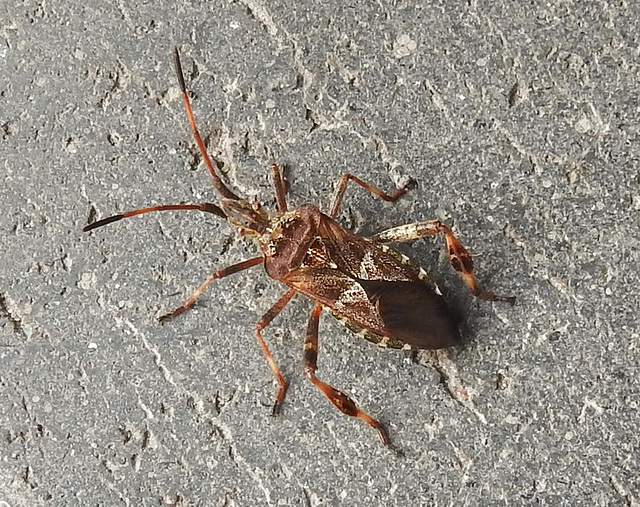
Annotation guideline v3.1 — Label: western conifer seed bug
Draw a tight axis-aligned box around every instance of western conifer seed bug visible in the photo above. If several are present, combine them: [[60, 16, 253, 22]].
[[83, 47, 515, 446]]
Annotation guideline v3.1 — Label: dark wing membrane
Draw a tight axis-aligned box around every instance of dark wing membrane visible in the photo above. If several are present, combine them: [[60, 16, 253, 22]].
[[358, 280, 460, 349]]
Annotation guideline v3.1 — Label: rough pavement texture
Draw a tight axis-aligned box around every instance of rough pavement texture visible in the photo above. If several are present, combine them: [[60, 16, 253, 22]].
[[1, 1, 639, 506]]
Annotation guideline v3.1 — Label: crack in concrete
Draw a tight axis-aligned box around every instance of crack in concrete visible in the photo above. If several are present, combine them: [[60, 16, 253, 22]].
[[418, 349, 488, 424], [0, 292, 27, 338], [611, 475, 640, 507]]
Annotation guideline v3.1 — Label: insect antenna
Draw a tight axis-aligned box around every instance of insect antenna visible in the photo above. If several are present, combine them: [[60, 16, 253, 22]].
[[82, 203, 226, 232], [173, 46, 240, 201]]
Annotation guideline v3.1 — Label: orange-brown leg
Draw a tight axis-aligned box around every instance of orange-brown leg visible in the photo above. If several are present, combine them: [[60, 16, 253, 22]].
[[372, 221, 515, 304], [269, 163, 288, 213], [255, 288, 297, 415], [303, 303, 391, 445], [328, 173, 411, 218], [159, 256, 264, 321]]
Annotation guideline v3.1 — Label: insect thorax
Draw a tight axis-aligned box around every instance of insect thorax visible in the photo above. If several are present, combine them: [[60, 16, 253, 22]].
[[259, 205, 324, 280]]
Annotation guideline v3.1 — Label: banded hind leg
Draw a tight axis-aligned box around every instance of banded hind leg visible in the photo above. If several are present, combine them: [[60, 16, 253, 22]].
[[371, 221, 515, 304], [303, 303, 390, 445]]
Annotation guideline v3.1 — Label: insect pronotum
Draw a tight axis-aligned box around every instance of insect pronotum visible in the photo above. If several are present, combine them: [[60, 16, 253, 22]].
[[84, 47, 515, 445]]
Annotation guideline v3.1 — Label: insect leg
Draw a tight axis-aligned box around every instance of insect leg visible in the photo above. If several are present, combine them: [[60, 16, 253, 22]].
[[328, 173, 410, 218], [372, 221, 515, 304], [173, 46, 239, 201], [159, 256, 263, 321], [269, 163, 288, 212], [303, 303, 391, 445], [255, 288, 298, 415]]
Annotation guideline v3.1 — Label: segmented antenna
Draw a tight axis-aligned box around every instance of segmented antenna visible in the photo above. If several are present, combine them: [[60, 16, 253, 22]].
[[83, 203, 226, 232], [173, 46, 239, 201]]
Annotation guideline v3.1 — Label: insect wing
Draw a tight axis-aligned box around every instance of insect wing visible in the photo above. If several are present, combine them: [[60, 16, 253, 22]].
[[284, 267, 389, 337], [358, 280, 460, 349], [317, 214, 417, 282]]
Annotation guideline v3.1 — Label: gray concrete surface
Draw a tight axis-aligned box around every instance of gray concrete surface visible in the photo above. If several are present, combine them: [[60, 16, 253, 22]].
[[1, 1, 639, 505]]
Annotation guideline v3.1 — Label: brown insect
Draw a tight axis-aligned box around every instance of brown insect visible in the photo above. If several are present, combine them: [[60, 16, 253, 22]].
[[84, 47, 515, 445]]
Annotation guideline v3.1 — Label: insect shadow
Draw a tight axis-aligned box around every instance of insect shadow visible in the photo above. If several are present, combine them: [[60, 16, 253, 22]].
[[84, 46, 515, 446]]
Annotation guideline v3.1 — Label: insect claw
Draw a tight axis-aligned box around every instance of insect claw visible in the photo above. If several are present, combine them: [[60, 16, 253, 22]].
[[377, 426, 391, 446], [158, 307, 186, 323], [270, 401, 282, 417], [473, 285, 517, 306], [402, 177, 417, 191], [371, 420, 391, 446], [158, 313, 172, 324], [271, 382, 288, 417], [487, 293, 517, 306], [388, 443, 405, 459]]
